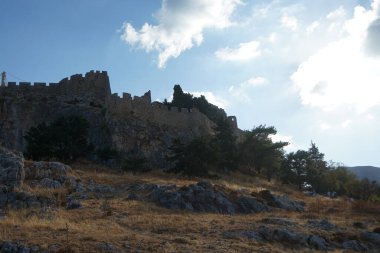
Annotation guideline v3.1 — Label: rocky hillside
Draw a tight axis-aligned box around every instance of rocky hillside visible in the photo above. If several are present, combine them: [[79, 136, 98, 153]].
[[1, 146, 380, 252]]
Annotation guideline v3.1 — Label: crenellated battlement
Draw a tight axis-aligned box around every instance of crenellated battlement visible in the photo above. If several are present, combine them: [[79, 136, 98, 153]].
[[0, 70, 108, 91], [0, 70, 111, 105], [107, 89, 200, 119], [3, 81, 59, 88]]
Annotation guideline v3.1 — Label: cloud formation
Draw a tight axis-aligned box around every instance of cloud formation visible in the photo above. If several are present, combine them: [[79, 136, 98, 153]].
[[281, 13, 299, 31], [270, 134, 294, 150], [365, 18, 380, 56], [215, 41, 261, 62], [292, 1, 380, 113], [228, 77, 267, 102], [326, 6, 346, 20], [191, 91, 228, 109], [121, 0, 242, 68]]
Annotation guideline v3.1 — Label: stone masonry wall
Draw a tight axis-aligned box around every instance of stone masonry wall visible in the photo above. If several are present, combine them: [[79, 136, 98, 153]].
[[0, 70, 235, 167]]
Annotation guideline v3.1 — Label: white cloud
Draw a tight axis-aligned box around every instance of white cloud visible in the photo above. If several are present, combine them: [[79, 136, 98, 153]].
[[228, 77, 267, 102], [341, 120, 352, 128], [306, 21, 320, 34], [281, 13, 299, 31], [121, 0, 242, 68], [268, 32, 277, 43], [191, 91, 229, 109], [245, 77, 268, 86], [270, 134, 294, 150], [292, 1, 380, 114], [327, 6, 346, 19], [252, 1, 281, 18], [215, 41, 261, 62], [320, 123, 331, 131]]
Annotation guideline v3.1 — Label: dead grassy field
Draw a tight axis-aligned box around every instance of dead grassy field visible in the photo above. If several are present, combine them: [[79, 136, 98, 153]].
[[0, 163, 379, 252]]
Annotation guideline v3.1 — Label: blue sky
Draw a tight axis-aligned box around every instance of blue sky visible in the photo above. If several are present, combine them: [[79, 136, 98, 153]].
[[1, 0, 380, 166]]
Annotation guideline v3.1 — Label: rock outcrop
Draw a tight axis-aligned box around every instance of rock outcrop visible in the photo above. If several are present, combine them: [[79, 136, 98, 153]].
[[257, 189, 305, 212], [125, 180, 304, 214], [0, 146, 24, 190], [0, 147, 70, 209]]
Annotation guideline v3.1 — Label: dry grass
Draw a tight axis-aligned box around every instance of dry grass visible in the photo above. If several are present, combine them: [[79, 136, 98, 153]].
[[351, 200, 380, 214], [1, 163, 379, 252]]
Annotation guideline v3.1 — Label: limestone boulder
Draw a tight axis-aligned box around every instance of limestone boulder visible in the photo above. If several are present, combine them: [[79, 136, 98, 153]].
[[308, 235, 330, 250], [257, 225, 308, 246], [0, 146, 25, 190], [342, 240, 369, 251], [25, 161, 71, 181], [40, 178, 62, 189], [361, 232, 380, 245], [235, 196, 271, 213], [149, 181, 237, 214], [258, 189, 305, 212]]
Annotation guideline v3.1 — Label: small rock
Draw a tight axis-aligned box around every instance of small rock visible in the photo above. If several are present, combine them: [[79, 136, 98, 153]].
[[86, 181, 115, 199], [48, 243, 61, 252], [261, 217, 295, 226], [197, 180, 213, 190], [98, 242, 122, 253], [223, 231, 262, 241], [30, 245, 40, 253], [126, 193, 142, 201], [342, 240, 368, 251], [75, 182, 87, 194], [1, 241, 18, 252], [0, 241, 31, 253], [308, 235, 329, 250], [373, 227, 380, 234], [25, 161, 70, 181], [66, 198, 82, 210], [40, 178, 62, 189], [258, 226, 307, 245], [361, 232, 380, 245], [307, 219, 337, 230]]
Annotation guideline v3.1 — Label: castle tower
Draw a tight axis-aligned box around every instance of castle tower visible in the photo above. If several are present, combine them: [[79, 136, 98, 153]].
[[1, 71, 6, 87]]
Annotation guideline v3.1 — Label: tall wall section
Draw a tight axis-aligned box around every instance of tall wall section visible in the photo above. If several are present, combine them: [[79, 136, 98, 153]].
[[0, 70, 238, 167], [0, 71, 112, 151], [107, 91, 216, 136], [0, 70, 110, 105]]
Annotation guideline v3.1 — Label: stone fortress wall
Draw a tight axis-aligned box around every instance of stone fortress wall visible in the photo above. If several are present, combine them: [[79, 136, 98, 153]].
[[0, 70, 235, 139], [107, 89, 216, 133], [0, 70, 240, 166], [0, 71, 110, 104]]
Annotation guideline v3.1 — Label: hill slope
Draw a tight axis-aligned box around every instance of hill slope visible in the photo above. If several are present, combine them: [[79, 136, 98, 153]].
[[347, 166, 380, 182]]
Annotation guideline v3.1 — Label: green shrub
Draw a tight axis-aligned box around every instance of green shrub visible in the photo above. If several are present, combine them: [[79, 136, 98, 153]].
[[24, 115, 91, 161], [96, 147, 119, 161], [166, 138, 216, 177], [122, 155, 150, 173]]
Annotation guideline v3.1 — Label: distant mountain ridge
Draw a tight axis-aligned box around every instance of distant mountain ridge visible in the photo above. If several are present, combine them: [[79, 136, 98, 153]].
[[347, 166, 380, 183]]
